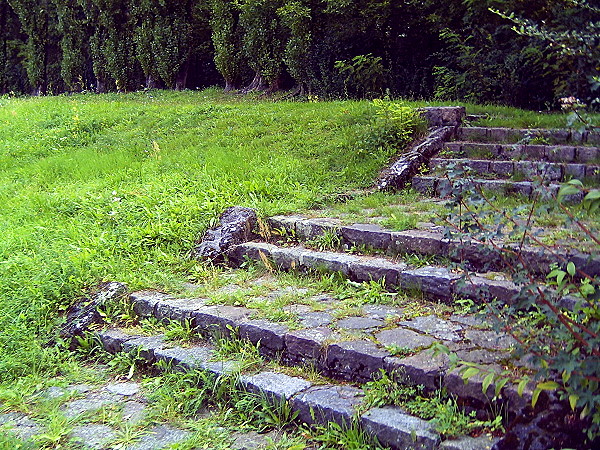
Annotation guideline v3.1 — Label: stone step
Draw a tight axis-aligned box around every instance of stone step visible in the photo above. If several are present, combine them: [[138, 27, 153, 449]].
[[95, 327, 448, 450], [412, 175, 567, 199], [456, 127, 600, 146], [443, 141, 600, 164], [265, 216, 600, 280], [227, 241, 521, 304], [119, 289, 537, 422], [429, 158, 600, 184]]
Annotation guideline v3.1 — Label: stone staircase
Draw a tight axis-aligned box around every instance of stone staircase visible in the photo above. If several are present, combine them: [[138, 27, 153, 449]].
[[73, 199, 598, 449], [58, 110, 598, 449], [411, 125, 600, 199]]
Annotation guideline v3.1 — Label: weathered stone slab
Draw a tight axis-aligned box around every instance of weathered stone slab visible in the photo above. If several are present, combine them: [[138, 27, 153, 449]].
[[398, 266, 459, 301], [292, 385, 363, 426], [464, 329, 516, 350], [363, 304, 403, 320], [443, 366, 500, 405], [71, 424, 117, 449], [299, 250, 356, 275], [241, 371, 311, 401], [385, 351, 449, 391], [439, 435, 498, 450], [489, 161, 514, 177], [193, 206, 257, 262], [105, 382, 140, 397], [129, 290, 172, 317], [62, 397, 115, 419], [270, 245, 304, 270], [191, 305, 252, 335], [462, 143, 501, 158], [420, 106, 465, 127], [154, 346, 213, 370], [453, 276, 518, 304], [576, 146, 599, 163], [154, 297, 207, 322], [238, 319, 288, 356], [563, 163, 587, 180], [122, 401, 147, 425], [376, 328, 436, 350], [547, 146, 575, 163], [0, 412, 41, 441], [399, 315, 462, 342], [98, 328, 134, 353], [296, 218, 341, 240], [411, 176, 437, 195], [126, 424, 190, 450], [349, 257, 403, 287], [285, 327, 335, 364], [523, 144, 547, 160], [325, 340, 390, 382], [336, 316, 384, 330], [390, 230, 448, 256], [361, 406, 441, 450], [299, 311, 333, 328], [122, 335, 166, 360], [341, 223, 392, 250]]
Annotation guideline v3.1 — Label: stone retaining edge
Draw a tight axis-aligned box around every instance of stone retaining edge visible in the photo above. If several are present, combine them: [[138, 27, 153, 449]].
[[265, 216, 600, 279], [95, 328, 472, 450]]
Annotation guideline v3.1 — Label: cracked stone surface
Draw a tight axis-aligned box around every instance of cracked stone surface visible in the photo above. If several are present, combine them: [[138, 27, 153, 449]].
[[126, 424, 190, 450], [106, 382, 140, 396], [71, 424, 117, 449], [400, 315, 463, 342], [376, 327, 436, 350], [335, 316, 384, 330]]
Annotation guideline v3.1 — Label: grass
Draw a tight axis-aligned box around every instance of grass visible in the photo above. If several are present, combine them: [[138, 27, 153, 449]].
[[0, 88, 421, 384]]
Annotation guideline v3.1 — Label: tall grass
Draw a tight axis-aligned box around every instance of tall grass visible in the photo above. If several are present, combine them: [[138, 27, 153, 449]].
[[0, 88, 419, 381]]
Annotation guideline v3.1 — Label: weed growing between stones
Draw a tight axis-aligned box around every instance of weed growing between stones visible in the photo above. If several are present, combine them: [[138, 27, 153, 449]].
[[362, 370, 502, 438], [439, 168, 600, 443]]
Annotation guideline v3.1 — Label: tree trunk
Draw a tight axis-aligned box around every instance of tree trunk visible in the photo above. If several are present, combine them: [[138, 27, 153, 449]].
[[244, 72, 268, 92]]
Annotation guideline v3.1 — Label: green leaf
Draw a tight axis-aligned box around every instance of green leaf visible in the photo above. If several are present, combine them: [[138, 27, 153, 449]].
[[569, 394, 579, 411], [482, 372, 495, 395], [537, 381, 559, 391], [494, 377, 509, 397], [562, 370, 571, 384], [567, 179, 584, 187], [461, 367, 480, 382], [532, 388, 542, 407], [556, 271, 566, 286], [517, 378, 529, 397], [567, 262, 576, 277]]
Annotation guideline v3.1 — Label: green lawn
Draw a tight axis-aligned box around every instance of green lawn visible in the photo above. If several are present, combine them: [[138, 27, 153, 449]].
[[0, 88, 594, 385], [0, 88, 424, 382]]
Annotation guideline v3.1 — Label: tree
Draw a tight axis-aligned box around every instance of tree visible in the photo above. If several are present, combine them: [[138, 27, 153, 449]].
[[0, 0, 28, 94], [209, 0, 247, 91], [7, 0, 62, 95]]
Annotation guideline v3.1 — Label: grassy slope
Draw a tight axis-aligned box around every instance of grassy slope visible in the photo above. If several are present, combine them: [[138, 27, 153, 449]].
[[0, 89, 412, 381], [0, 89, 593, 383]]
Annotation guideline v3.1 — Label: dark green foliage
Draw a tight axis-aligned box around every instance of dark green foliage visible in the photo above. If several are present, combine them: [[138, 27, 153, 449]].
[[0, 0, 28, 94]]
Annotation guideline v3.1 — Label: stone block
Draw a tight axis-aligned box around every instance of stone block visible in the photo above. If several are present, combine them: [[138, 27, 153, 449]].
[[361, 406, 441, 450], [458, 127, 489, 141], [376, 328, 436, 350], [563, 163, 587, 180], [284, 327, 334, 365], [455, 276, 519, 304], [299, 250, 356, 275], [122, 335, 166, 360], [341, 223, 392, 250], [463, 329, 516, 350], [462, 143, 500, 158], [98, 328, 133, 353], [498, 144, 524, 160], [443, 366, 500, 405], [585, 165, 600, 181], [546, 146, 575, 163], [241, 371, 311, 401], [296, 218, 340, 240], [489, 161, 514, 177], [191, 305, 252, 336], [586, 133, 600, 145], [390, 230, 448, 256], [271, 246, 304, 270], [465, 159, 491, 175], [349, 257, 403, 287], [419, 106, 465, 127], [299, 311, 333, 328], [385, 351, 449, 391], [444, 142, 463, 156], [399, 315, 462, 342], [129, 290, 172, 317], [325, 340, 390, 382], [569, 253, 600, 278], [227, 242, 275, 267], [439, 435, 498, 450], [398, 266, 459, 301], [154, 346, 213, 370], [524, 145, 546, 160], [292, 385, 363, 426], [411, 176, 437, 195], [336, 317, 383, 331], [71, 424, 117, 449], [266, 215, 303, 236], [238, 319, 288, 356], [154, 297, 207, 322], [128, 425, 190, 450], [543, 129, 571, 143]]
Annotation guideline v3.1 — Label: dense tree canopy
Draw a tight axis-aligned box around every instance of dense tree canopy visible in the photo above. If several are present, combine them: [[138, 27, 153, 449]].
[[0, 0, 597, 109]]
